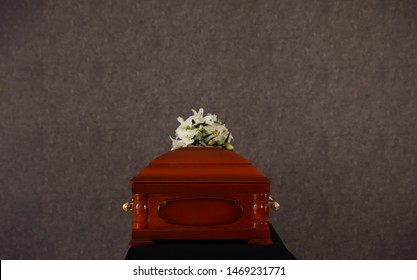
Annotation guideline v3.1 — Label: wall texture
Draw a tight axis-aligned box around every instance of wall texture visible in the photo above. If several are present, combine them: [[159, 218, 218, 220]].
[[1, 0, 416, 259]]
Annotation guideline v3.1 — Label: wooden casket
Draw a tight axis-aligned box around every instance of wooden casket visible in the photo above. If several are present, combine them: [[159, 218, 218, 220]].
[[123, 147, 279, 245]]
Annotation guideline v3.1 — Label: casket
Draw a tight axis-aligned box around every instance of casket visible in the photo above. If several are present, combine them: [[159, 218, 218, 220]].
[[123, 147, 279, 245]]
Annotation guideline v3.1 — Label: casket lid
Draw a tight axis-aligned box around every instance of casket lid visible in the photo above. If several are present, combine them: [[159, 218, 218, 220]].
[[130, 147, 270, 184]]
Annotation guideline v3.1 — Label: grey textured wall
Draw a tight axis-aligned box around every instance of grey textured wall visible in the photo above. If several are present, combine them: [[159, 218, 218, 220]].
[[1, 0, 416, 259]]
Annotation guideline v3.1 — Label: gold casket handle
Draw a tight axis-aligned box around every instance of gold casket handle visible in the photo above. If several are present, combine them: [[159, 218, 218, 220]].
[[268, 196, 280, 211], [122, 201, 133, 212]]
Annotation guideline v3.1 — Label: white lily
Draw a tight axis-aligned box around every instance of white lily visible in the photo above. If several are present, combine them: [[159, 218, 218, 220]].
[[176, 115, 193, 130], [191, 108, 205, 124], [175, 115, 193, 136], [176, 128, 198, 143], [170, 108, 234, 151], [204, 113, 217, 125], [204, 123, 229, 143], [170, 136, 188, 150]]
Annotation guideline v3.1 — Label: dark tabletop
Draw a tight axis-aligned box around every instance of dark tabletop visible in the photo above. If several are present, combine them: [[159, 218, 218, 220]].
[[125, 224, 296, 260]]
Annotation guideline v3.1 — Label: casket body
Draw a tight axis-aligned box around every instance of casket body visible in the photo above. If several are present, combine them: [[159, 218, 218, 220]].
[[129, 147, 272, 245]]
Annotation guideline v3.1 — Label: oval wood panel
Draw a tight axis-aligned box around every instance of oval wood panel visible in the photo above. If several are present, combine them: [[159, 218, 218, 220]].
[[157, 197, 243, 226]]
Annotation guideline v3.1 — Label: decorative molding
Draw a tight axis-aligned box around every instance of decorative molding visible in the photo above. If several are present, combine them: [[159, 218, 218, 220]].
[[253, 193, 269, 229], [157, 197, 243, 226], [132, 193, 148, 230]]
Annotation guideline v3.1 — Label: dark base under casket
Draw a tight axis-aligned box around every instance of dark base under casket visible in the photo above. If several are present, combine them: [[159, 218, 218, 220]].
[[125, 224, 295, 260]]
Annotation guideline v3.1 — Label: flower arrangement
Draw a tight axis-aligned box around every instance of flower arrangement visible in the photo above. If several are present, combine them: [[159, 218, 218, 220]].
[[170, 108, 234, 151]]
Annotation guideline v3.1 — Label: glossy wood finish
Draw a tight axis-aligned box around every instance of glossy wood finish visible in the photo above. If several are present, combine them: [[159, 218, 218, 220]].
[[130, 147, 269, 183], [128, 147, 272, 245], [158, 197, 243, 226]]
